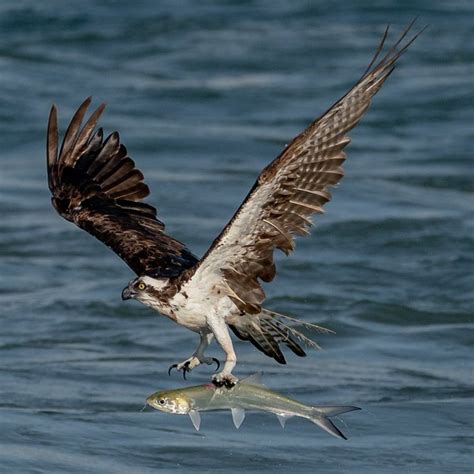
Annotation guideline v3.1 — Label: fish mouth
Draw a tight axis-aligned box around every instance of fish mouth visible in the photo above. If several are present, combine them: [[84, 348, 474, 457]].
[[146, 396, 156, 408], [121, 287, 136, 300]]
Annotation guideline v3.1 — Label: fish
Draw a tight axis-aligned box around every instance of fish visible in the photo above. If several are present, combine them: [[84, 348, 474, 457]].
[[146, 373, 360, 439]]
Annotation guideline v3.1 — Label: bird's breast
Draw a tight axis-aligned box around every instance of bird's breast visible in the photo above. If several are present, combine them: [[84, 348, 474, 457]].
[[166, 291, 209, 332]]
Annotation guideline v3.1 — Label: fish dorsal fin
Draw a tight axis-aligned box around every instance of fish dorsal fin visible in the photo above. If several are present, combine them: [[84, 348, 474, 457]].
[[276, 413, 292, 428], [231, 407, 246, 429], [189, 410, 201, 431], [240, 372, 264, 386]]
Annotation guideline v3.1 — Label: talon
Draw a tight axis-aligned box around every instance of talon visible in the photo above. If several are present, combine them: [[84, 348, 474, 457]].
[[168, 359, 195, 379], [168, 364, 178, 376], [212, 378, 224, 387], [212, 358, 220, 372], [212, 373, 238, 389]]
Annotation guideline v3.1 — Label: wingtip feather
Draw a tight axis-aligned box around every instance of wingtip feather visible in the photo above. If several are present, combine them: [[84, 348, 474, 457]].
[[47, 104, 58, 165], [47, 104, 59, 190], [58, 97, 94, 166]]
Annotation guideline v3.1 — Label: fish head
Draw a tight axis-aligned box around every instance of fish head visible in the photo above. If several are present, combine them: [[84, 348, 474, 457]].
[[146, 389, 192, 414]]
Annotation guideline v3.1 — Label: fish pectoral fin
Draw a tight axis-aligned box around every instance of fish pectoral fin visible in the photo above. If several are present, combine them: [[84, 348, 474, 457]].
[[189, 410, 201, 431], [231, 407, 246, 429], [276, 413, 292, 428], [239, 372, 265, 386]]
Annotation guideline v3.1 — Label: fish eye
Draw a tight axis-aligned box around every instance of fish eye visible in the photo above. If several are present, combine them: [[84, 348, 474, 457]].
[[159, 399, 165, 405], [138, 282, 146, 291]]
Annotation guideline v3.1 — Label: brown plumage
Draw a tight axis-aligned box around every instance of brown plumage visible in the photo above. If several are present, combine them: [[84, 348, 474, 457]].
[[177, 22, 424, 318], [228, 309, 331, 364], [47, 97, 198, 277]]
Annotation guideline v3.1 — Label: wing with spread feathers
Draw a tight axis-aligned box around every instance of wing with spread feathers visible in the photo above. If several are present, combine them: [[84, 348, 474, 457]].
[[177, 23, 422, 313], [47, 98, 198, 277]]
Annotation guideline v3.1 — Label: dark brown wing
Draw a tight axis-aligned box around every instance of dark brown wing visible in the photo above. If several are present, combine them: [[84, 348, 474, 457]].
[[47, 98, 198, 277], [178, 23, 423, 313]]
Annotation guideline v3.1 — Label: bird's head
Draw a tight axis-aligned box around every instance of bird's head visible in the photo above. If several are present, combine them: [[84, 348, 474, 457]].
[[121, 276, 169, 306]]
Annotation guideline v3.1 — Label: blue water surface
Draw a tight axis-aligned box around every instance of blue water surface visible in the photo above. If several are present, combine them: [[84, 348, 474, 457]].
[[0, 1, 472, 473]]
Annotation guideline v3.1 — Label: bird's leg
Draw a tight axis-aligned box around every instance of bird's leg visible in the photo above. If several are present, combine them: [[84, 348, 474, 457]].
[[195, 332, 219, 367], [208, 314, 238, 388], [168, 332, 219, 379]]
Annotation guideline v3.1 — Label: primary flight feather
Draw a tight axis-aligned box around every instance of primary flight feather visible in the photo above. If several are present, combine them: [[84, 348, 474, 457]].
[[47, 98, 198, 277], [47, 23, 422, 387]]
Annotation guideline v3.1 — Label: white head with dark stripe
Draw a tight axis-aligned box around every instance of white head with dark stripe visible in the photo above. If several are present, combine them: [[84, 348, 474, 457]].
[[121, 276, 170, 308]]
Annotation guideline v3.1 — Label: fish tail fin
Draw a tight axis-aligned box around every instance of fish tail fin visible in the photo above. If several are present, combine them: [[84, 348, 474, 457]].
[[309, 406, 361, 440], [228, 308, 332, 364]]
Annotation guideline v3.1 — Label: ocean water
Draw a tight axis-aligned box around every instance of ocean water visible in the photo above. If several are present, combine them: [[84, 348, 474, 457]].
[[0, 1, 472, 473]]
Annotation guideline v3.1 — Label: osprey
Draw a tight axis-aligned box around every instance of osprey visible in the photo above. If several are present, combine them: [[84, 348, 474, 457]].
[[47, 24, 421, 387]]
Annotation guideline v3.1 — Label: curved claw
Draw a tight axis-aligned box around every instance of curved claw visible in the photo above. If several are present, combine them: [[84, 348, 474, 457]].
[[212, 373, 238, 389], [168, 364, 178, 376], [212, 357, 220, 372], [168, 362, 191, 379]]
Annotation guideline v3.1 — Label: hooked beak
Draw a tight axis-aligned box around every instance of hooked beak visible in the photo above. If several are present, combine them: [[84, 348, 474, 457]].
[[121, 287, 135, 301]]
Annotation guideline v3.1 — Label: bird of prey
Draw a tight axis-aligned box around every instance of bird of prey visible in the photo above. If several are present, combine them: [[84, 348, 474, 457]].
[[47, 23, 421, 387]]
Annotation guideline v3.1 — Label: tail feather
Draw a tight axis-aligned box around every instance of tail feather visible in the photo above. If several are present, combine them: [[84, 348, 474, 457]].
[[230, 320, 286, 364], [228, 308, 332, 364], [260, 317, 306, 356], [262, 309, 334, 335]]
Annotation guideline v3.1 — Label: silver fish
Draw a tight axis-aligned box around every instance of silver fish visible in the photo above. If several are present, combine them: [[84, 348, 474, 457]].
[[146, 374, 360, 439]]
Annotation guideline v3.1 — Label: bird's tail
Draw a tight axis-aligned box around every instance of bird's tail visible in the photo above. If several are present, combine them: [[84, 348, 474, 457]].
[[228, 308, 333, 364], [309, 406, 361, 440]]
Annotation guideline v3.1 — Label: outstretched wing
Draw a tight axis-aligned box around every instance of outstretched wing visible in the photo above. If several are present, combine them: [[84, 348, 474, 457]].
[[177, 23, 423, 313], [47, 98, 198, 277]]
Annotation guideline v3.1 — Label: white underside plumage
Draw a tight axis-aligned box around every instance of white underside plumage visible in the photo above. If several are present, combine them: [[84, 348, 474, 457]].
[[139, 275, 238, 333], [137, 275, 240, 381]]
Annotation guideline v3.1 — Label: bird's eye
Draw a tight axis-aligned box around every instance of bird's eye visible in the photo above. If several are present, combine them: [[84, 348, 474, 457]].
[[138, 282, 146, 291], [159, 399, 165, 405]]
